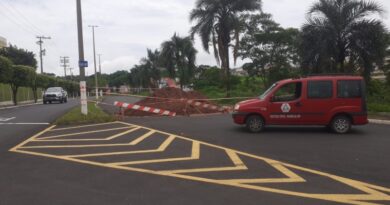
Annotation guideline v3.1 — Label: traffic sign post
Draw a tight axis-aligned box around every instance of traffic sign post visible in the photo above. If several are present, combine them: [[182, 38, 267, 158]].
[[79, 61, 88, 68], [80, 81, 88, 115]]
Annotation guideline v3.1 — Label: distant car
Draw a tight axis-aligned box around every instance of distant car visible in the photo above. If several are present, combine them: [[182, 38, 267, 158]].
[[232, 75, 368, 134], [43, 87, 68, 104]]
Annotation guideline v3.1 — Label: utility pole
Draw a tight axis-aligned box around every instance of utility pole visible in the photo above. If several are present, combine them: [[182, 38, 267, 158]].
[[69, 67, 74, 79], [76, 0, 87, 115], [98, 54, 102, 74], [60, 56, 69, 77], [36, 36, 51, 74], [89, 25, 99, 100]]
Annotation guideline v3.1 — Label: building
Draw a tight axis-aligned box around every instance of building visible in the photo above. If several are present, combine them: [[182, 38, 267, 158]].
[[0, 36, 7, 48]]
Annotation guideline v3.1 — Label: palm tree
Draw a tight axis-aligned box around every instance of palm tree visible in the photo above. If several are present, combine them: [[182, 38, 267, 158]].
[[301, 0, 388, 82], [140, 49, 161, 88], [190, 0, 262, 96], [160, 33, 197, 89]]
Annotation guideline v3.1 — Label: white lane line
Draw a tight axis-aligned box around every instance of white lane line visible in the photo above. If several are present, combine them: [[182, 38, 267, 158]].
[[0, 122, 50, 125], [0, 117, 16, 122]]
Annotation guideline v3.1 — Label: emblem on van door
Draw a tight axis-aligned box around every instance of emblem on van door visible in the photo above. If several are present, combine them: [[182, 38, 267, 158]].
[[281, 103, 291, 113]]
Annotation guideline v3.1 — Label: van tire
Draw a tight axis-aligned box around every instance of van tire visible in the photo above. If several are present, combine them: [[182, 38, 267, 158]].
[[331, 115, 351, 134], [246, 115, 265, 133]]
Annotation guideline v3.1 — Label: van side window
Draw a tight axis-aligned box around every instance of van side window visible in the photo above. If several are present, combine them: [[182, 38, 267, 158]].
[[307, 81, 333, 99], [337, 80, 362, 98], [273, 82, 302, 102]]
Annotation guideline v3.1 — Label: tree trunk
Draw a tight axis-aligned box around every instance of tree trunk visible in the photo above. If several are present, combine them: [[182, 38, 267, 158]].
[[32, 87, 38, 103], [218, 34, 231, 97], [11, 86, 18, 106]]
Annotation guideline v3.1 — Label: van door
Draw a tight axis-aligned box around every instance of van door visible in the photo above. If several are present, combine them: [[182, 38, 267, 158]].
[[300, 80, 334, 124], [268, 81, 303, 125]]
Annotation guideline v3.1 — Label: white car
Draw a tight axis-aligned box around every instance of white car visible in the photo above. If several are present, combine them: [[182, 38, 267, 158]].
[[43, 87, 68, 104]]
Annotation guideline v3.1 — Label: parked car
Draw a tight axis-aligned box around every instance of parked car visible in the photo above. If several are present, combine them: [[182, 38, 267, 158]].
[[232, 75, 368, 134], [43, 87, 68, 104]]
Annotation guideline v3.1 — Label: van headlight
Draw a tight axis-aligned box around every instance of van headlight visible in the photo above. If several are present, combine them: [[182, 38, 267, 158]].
[[234, 104, 240, 111]]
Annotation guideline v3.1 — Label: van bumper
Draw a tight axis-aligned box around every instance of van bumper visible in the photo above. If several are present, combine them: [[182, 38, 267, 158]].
[[352, 113, 369, 125], [232, 112, 248, 125]]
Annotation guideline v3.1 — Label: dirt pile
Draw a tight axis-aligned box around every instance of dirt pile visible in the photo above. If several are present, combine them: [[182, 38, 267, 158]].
[[125, 88, 224, 116]]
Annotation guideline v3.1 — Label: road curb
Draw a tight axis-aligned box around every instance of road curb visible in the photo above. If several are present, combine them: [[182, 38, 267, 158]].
[[369, 119, 390, 125], [0, 101, 43, 110]]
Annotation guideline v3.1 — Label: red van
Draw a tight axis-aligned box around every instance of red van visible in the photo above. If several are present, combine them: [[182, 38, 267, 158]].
[[232, 76, 368, 134]]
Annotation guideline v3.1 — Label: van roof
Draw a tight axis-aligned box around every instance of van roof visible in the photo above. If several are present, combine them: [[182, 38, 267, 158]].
[[279, 75, 363, 83]]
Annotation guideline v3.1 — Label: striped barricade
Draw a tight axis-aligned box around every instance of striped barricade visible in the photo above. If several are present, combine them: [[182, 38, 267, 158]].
[[114, 101, 176, 117], [186, 100, 231, 112]]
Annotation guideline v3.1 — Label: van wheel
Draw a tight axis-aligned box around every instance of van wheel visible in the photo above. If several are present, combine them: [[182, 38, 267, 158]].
[[246, 115, 264, 133], [331, 115, 351, 134]]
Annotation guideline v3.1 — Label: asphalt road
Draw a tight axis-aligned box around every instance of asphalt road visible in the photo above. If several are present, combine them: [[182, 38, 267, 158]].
[[1, 98, 390, 205]]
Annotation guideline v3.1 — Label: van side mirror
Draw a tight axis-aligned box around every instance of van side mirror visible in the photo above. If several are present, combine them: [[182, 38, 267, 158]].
[[270, 95, 276, 102]]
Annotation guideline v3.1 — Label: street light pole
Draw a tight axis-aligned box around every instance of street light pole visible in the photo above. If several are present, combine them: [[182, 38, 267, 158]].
[[98, 54, 102, 74], [89, 25, 99, 100], [76, 0, 87, 115]]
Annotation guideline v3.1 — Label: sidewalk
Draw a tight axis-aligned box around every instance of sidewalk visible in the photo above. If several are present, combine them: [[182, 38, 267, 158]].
[[0, 100, 43, 110]]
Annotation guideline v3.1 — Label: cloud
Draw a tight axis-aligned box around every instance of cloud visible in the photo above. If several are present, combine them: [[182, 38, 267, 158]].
[[0, 0, 389, 76], [101, 56, 138, 74]]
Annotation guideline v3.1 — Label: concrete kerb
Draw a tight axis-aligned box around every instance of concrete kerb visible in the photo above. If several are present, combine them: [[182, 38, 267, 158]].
[[369, 119, 390, 125]]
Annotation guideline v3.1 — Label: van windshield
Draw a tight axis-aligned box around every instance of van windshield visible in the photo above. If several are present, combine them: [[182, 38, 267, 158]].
[[260, 83, 277, 100]]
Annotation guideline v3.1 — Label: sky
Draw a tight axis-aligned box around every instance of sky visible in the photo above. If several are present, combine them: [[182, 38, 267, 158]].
[[0, 0, 389, 76]]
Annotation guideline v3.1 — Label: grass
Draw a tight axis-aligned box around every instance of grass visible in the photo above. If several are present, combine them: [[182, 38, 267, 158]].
[[55, 102, 115, 125]]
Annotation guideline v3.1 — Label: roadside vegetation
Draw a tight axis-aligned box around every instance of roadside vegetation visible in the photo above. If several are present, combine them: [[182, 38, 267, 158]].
[[1, 0, 389, 114], [0, 46, 79, 105], [55, 102, 115, 126]]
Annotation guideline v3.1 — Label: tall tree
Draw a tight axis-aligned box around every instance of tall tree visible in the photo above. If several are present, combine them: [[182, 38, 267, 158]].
[[190, 0, 262, 96], [9, 65, 35, 105], [107, 70, 131, 88], [0, 56, 13, 83], [140, 49, 162, 88], [385, 33, 390, 84], [239, 13, 301, 87], [0, 45, 37, 69], [301, 0, 387, 82], [160, 33, 197, 89]]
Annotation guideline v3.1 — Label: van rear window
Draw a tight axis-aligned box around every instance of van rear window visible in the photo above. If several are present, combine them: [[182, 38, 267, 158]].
[[337, 80, 362, 98], [308, 81, 333, 99]]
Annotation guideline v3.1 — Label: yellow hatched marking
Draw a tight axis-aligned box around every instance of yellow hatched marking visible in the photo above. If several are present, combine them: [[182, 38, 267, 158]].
[[10, 122, 390, 205], [21, 130, 158, 149], [37, 127, 132, 140], [9, 125, 56, 152], [49, 122, 122, 131], [129, 130, 156, 145], [160, 149, 247, 174], [65, 135, 176, 158], [221, 162, 306, 184], [33, 127, 141, 142], [109, 141, 200, 166]]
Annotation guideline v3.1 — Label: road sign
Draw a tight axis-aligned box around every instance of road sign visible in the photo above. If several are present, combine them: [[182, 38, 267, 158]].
[[79, 60, 88, 68]]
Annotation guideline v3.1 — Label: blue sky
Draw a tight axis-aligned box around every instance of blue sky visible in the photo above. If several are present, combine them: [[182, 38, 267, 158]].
[[0, 0, 389, 76]]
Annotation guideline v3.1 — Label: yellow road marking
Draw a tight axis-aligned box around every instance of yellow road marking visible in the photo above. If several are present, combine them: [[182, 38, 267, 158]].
[[9, 125, 56, 152], [32, 127, 141, 142], [64, 135, 176, 158], [49, 122, 121, 131], [109, 141, 200, 166], [10, 122, 390, 205], [160, 149, 247, 174], [129, 130, 155, 145], [36, 127, 132, 140]]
